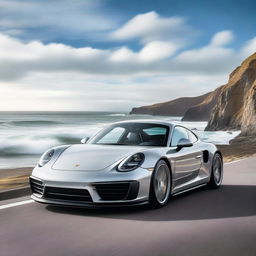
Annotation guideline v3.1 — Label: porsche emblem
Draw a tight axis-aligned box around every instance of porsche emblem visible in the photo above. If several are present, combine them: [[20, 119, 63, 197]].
[[75, 164, 80, 167]]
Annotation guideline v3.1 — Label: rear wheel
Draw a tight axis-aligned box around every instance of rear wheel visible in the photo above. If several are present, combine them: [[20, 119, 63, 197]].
[[208, 153, 223, 188], [149, 160, 171, 208]]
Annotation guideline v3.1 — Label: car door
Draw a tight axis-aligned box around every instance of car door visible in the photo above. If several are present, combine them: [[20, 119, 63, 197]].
[[168, 126, 202, 191]]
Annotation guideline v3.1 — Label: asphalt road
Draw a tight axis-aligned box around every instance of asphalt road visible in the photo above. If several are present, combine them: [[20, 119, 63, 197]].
[[1, 157, 256, 256]]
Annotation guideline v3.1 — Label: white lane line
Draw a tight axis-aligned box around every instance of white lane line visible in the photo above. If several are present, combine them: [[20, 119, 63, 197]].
[[225, 157, 250, 165], [225, 160, 243, 165], [0, 199, 34, 210]]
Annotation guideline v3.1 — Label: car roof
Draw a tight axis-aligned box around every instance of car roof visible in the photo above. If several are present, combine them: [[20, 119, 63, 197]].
[[112, 119, 176, 128]]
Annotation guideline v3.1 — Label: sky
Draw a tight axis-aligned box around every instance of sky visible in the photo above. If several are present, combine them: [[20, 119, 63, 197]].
[[0, 0, 256, 112]]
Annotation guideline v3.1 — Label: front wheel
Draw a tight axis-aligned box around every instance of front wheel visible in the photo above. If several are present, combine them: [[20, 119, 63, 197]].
[[208, 153, 223, 188], [149, 160, 171, 208]]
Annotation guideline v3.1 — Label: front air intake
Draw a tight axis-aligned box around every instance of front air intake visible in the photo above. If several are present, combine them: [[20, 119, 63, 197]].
[[93, 181, 139, 201], [30, 177, 44, 196], [44, 187, 92, 202]]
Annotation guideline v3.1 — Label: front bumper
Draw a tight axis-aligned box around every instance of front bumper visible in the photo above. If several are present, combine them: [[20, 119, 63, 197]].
[[31, 194, 148, 208], [30, 167, 151, 207]]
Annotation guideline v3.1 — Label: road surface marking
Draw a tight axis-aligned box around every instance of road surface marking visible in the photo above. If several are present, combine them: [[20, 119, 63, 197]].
[[225, 158, 249, 165], [0, 199, 34, 210]]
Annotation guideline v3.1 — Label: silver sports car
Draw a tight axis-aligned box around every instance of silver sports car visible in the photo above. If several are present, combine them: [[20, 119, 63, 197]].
[[30, 120, 223, 208]]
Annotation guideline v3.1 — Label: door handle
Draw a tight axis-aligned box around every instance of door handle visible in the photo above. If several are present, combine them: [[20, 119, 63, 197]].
[[195, 155, 202, 159]]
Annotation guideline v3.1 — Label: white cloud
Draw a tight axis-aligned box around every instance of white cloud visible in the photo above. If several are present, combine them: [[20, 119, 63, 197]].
[[0, 29, 255, 83], [138, 41, 177, 62], [109, 41, 177, 63], [0, 16, 256, 112], [110, 11, 196, 45], [0, 72, 228, 112], [0, 33, 110, 80], [176, 44, 235, 69], [240, 37, 256, 58], [0, 0, 117, 41], [0, 2, 255, 113], [109, 47, 136, 62], [173, 31, 238, 74], [210, 30, 234, 46]]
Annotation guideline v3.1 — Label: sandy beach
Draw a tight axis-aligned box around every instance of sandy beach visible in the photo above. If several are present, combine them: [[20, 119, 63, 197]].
[[218, 143, 256, 162], [0, 167, 33, 191], [1, 143, 255, 192]]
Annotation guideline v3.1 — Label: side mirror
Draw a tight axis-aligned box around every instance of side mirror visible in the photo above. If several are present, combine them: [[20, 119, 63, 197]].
[[81, 137, 90, 144], [176, 138, 193, 151]]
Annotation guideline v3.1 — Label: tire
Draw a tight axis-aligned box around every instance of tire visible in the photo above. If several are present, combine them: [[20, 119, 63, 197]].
[[208, 153, 223, 188], [149, 160, 171, 208]]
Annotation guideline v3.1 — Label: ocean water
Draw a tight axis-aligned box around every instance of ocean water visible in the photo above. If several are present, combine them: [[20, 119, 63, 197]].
[[0, 111, 240, 169]]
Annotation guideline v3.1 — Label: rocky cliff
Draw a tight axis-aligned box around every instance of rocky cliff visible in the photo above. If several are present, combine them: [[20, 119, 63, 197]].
[[182, 85, 224, 121], [130, 93, 211, 116], [206, 52, 256, 135], [130, 52, 256, 137]]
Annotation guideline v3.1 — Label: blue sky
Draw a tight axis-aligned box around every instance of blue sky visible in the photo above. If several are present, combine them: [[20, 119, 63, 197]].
[[0, 0, 255, 111], [104, 0, 256, 50], [1, 0, 255, 49]]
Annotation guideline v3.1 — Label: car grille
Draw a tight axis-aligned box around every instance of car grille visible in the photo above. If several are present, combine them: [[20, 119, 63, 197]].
[[44, 187, 92, 202], [30, 177, 44, 196], [93, 181, 139, 201]]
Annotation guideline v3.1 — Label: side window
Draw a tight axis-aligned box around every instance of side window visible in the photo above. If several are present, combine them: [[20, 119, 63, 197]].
[[142, 127, 167, 135], [187, 129, 198, 143], [171, 126, 189, 146]]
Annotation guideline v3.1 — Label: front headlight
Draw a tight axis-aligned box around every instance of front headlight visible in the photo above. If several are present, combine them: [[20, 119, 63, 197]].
[[38, 149, 55, 167], [117, 153, 145, 172]]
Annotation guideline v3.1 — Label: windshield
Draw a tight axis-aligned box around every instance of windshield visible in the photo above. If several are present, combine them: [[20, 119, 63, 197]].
[[89, 123, 169, 147]]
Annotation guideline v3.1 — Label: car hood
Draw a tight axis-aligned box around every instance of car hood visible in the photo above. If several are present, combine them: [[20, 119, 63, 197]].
[[52, 144, 146, 171]]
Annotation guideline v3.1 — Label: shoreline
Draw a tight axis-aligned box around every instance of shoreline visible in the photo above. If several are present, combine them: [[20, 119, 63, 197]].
[[0, 168, 33, 191], [1, 143, 256, 192], [217, 142, 256, 162]]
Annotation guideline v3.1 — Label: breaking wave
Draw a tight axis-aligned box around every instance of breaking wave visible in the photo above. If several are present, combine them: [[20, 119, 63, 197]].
[[2, 120, 62, 127], [0, 134, 81, 156], [107, 113, 126, 117], [0, 112, 241, 168]]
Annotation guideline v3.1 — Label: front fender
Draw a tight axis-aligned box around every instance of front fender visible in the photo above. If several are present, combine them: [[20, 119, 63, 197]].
[[32, 145, 70, 176], [140, 148, 169, 170]]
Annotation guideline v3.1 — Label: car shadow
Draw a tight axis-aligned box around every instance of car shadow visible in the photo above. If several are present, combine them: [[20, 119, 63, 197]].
[[46, 185, 256, 221]]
